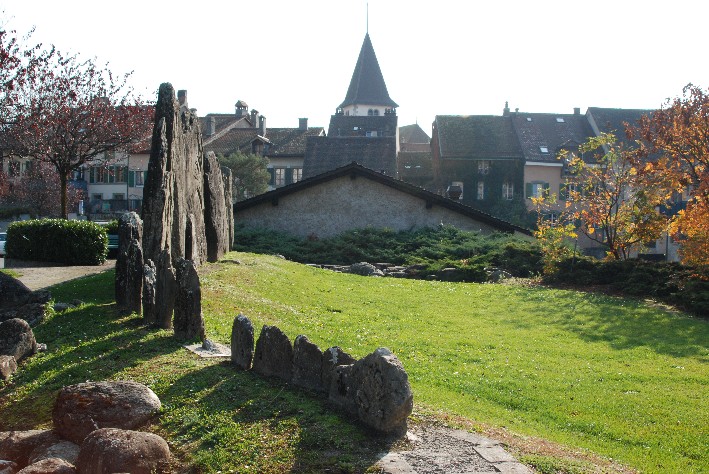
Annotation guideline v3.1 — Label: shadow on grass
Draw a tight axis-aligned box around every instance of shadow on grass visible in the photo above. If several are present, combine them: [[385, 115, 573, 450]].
[[158, 362, 395, 473], [513, 286, 709, 359]]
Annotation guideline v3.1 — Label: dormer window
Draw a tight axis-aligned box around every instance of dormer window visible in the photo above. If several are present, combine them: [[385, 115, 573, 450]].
[[540, 146, 549, 154], [526, 117, 532, 122], [556, 117, 565, 123]]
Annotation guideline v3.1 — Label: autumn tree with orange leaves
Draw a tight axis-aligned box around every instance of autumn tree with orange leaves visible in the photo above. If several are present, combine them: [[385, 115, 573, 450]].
[[632, 84, 709, 265], [0, 27, 153, 218]]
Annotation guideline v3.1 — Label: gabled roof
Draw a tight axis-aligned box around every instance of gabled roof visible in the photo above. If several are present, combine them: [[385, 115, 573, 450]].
[[200, 114, 253, 138], [339, 33, 398, 109], [434, 115, 523, 160], [586, 107, 654, 143], [510, 112, 596, 163], [235, 162, 532, 235], [203, 126, 325, 158], [303, 136, 397, 178], [399, 123, 430, 144]]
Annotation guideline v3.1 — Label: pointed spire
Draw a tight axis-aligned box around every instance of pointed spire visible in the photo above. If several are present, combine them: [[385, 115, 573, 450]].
[[338, 33, 398, 110]]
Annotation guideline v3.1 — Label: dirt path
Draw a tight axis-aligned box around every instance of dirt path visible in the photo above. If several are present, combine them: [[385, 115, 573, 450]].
[[1, 258, 115, 290]]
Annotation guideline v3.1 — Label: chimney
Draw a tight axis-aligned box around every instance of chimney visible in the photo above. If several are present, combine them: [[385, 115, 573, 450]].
[[503, 101, 510, 116], [299, 118, 308, 130], [207, 116, 216, 136], [178, 90, 187, 107], [235, 100, 248, 117], [574, 107, 581, 115], [259, 115, 267, 136], [250, 109, 259, 127]]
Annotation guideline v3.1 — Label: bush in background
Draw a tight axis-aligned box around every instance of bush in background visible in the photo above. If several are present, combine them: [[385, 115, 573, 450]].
[[6, 219, 108, 265], [544, 257, 709, 317], [234, 225, 543, 282]]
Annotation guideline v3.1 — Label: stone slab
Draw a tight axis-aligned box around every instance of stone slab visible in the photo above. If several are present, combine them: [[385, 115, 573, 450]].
[[184, 342, 231, 358]]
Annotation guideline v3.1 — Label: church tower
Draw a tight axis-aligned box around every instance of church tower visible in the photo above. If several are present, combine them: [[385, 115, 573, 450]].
[[337, 33, 398, 118]]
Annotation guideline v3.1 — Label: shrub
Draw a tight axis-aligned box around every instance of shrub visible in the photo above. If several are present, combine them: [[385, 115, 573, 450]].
[[6, 218, 108, 265]]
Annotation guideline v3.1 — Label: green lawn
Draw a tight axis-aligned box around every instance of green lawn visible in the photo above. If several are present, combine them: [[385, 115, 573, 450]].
[[1, 252, 707, 473]]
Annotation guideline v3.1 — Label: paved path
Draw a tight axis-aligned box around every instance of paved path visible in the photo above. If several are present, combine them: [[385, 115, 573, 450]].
[[1, 258, 115, 290]]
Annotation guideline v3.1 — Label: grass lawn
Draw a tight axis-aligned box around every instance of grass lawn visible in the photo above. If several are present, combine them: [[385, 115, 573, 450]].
[[1, 252, 707, 473]]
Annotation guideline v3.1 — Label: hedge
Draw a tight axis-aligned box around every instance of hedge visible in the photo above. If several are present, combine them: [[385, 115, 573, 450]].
[[6, 219, 108, 265]]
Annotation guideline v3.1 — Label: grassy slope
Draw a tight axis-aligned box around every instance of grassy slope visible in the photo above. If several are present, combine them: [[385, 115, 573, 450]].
[[0, 252, 706, 473], [201, 253, 708, 473]]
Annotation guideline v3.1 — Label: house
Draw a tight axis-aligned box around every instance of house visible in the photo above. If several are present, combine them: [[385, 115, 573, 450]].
[[201, 95, 325, 191], [398, 123, 433, 189], [234, 162, 531, 240], [303, 33, 398, 179]]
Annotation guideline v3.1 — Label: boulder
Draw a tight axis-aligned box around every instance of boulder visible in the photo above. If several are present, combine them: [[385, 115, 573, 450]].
[[52, 381, 161, 444], [0, 304, 47, 328], [75, 428, 169, 474], [292, 335, 324, 392], [173, 258, 205, 341], [0, 273, 33, 310], [0, 355, 17, 381], [321, 346, 356, 393], [16, 457, 75, 473], [28, 440, 79, 466], [203, 151, 229, 263], [230, 314, 254, 370], [348, 262, 384, 277], [0, 319, 37, 362], [0, 430, 61, 468], [252, 325, 293, 381], [0, 460, 17, 473], [350, 348, 413, 435]]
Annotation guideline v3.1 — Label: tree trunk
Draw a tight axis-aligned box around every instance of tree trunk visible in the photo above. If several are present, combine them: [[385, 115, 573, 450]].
[[59, 171, 68, 219]]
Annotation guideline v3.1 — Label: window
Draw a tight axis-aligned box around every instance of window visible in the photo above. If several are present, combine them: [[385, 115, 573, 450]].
[[8, 160, 19, 177], [292, 168, 302, 183], [556, 117, 565, 123], [275, 168, 286, 186], [478, 160, 490, 175], [92, 194, 102, 201], [477, 181, 485, 200], [368, 109, 374, 116], [526, 182, 549, 199], [373, 109, 379, 116], [526, 117, 532, 122], [129, 170, 146, 187], [560, 182, 578, 200], [114, 166, 127, 183], [112, 193, 125, 200], [502, 181, 514, 200], [539, 146, 549, 154]]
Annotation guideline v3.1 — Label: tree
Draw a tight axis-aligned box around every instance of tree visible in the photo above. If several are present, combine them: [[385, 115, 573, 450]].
[[531, 192, 577, 274], [0, 44, 153, 218], [632, 84, 709, 265], [218, 151, 270, 202], [539, 133, 668, 260]]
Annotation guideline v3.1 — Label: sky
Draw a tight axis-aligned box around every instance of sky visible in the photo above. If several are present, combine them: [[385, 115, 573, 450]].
[[2, 0, 708, 132]]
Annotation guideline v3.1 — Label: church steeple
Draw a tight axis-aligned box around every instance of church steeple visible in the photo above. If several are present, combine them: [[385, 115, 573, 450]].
[[338, 33, 398, 115]]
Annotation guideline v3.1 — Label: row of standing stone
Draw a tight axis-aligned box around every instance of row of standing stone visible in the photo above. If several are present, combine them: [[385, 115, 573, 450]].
[[231, 314, 413, 436]]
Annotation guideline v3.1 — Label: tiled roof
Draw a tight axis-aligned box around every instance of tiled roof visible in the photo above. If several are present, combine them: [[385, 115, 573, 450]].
[[586, 107, 654, 142], [510, 112, 596, 163], [399, 123, 430, 145], [434, 115, 523, 160], [200, 114, 252, 137], [303, 136, 397, 178], [328, 114, 398, 137], [339, 33, 398, 109], [203, 126, 325, 158], [235, 162, 532, 235]]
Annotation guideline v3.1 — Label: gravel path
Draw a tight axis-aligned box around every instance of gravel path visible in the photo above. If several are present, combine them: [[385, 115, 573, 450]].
[[1, 258, 115, 290]]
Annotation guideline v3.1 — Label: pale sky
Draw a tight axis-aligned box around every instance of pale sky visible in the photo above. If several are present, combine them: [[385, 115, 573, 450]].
[[2, 0, 707, 132]]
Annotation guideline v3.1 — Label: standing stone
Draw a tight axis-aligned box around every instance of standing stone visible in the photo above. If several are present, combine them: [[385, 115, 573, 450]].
[[155, 250, 177, 330], [204, 151, 229, 262], [142, 83, 208, 267], [350, 348, 413, 435], [52, 381, 162, 445], [292, 335, 324, 392], [0, 318, 37, 362], [125, 239, 144, 315], [221, 165, 234, 251], [173, 258, 205, 341], [328, 363, 358, 416], [230, 314, 254, 370], [75, 428, 170, 474], [142, 259, 157, 326], [321, 346, 356, 394], [115, 212, 143, 309], [252, 325, 293, 381]]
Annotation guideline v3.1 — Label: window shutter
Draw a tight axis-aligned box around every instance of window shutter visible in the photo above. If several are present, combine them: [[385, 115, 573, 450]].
[[268, 168, 275, 186], [285, 168, 293, 185], [525, 183, 532, 199], [128, 171, 135, 187], [89, 168, 95, 184], [559, 184, 567, 200]]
